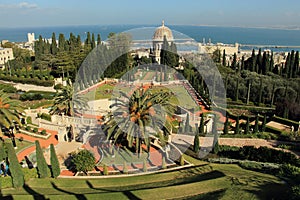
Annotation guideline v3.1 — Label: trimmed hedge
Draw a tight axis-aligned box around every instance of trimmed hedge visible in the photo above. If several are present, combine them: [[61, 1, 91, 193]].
[[0, 75, 54, 87], [217, 145, 300, 167]]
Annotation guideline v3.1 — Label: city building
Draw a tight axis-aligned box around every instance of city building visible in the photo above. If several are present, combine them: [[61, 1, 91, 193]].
[[0, 47, 14, 69], [198, 41, 239, 55]]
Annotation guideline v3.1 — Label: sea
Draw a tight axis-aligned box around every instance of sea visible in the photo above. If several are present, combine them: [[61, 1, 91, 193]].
[[0, 25, 300, 52]]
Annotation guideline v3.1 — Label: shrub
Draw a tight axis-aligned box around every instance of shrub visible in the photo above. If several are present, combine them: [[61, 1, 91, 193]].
[[5, 142, 24, 188], [50, 144, 60, 178], [72, 149, 95, 174], [54, 84, 63, 90], [180, 155, 185, 166], [162, 156, 167, 169], [103, 164, 108, 175], [40, 113, 51, 122], [26, 116, 32, 124], [123, 161, 128, 174], [41, 129, 47, 135], [22, 168, 38, 181], [35, 140, 49, 178], [25, 126, 31, 131], [33, 128, 38, 133]]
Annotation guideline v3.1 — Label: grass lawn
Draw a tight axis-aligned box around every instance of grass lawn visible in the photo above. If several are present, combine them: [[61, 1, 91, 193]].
[[1, 155, 287, 199], [3, 138, 34, 154]]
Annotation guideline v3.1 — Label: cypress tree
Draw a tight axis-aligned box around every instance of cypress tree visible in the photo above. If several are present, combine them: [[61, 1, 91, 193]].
[[222, 49, 226, 66], [258, 78, 263, 105], [245, 117, 250, 134], [91, 33, 95, 49], [193, 131, 200, 153], [235, 116, 240, 134], [254, 115, 259, 133], [293, 51, 299, 77], [256, 48, 262, 73], [0, 141, 6, 160], [234, 77, 239, 101], [284, 53, 291, 78], [50, 32, 58, 55], [35, 140, 49, 178], [290, 50, 295, 78], [212, 131, 219, 154], [261, 52, 267, 74], [270, 51, 274, 72], [240, 56, 245, 71], [58, 33, 65, 51], [184, 113, 191, 133], [246, 79, 251, 105], [162, 156, 167, 169], [250, 49, 256, 72], [179, 155, 185, 166], [223, 117, 229, 134], [199, 113, 205, 136], [97, 34, 101, 46], [123, 161, 128, 174], [6, 142, 24, 188], [231, 53, 237, 70], [50, 144, 60, 178], [261, 114, 267, 132]]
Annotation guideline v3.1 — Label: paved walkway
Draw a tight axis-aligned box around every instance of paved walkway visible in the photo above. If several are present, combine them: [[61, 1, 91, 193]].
[[14, 128, 58, 162]]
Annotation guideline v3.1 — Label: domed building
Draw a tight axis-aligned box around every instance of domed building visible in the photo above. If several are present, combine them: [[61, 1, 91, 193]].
[[152, 21, 173, 64]]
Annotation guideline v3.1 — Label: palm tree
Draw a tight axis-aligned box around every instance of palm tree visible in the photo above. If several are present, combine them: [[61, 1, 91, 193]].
[[50, 80, 89, 116], [103, 88, 175, 154], [0, 90, 24, 135]]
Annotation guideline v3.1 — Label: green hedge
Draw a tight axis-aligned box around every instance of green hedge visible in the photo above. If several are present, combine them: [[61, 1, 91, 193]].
[[272, 116, 299, 129], [0, 75, 54, 87]]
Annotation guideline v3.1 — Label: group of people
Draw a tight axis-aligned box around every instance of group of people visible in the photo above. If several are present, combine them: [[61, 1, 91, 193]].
[[0, 159, 9, 176]]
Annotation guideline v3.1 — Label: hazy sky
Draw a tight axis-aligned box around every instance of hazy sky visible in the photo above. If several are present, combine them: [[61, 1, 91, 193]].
[[0, 0, 300, 28]]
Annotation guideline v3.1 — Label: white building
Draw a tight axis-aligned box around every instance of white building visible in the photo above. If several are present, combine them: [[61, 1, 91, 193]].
[[0, 47, 14, 69], [152, 21, 174, 64]]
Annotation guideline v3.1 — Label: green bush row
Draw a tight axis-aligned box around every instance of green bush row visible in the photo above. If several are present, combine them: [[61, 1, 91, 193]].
[[0, 75, 54, 87]]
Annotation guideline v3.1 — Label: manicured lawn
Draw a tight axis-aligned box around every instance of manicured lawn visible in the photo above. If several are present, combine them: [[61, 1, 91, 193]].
[[3, 138, 34, 154], [1, 155, 288, 199]]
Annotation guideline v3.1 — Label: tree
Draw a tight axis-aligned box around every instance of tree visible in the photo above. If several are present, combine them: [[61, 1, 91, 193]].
[[123, 161, 128, 174], [50, 80, 89, 116], [35, 140, 49, 178], [143, 159, 147, 172], [235, 116, 240, 134], [103, 164, 108, 175], [254, 114, 259, 133], [50, 144, 60, 178], [231, 53, 237, 70], [72, 149, 95, 175], [104, 88, 175, 154], [0, 90, 23, 134], [222, 49, 226, 66], [245, 117, 250, 134], [199, 113, 205, 135], [223, 117, 229, 135], [50, 32, 58, 55], [179, 155, 185, 166], [91, 33, 95, 49], [6, 142, 24, 188], [184, 113, 191, 133], [234, 77, 239, 101], [162, 156, 167, 169], [193, 131, 200, 153], [58, 33, 65, 51], [258, 78, 263, 105], [97, 34, 101, 46], [261, 114, 267, 132]]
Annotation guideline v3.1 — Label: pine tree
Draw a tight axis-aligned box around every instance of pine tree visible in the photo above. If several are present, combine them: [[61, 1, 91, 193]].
[[6, 142, 24, 188], [50, 144, 60, 178], [235, 116, 240, 134], [223, 117, 229, 134], [35, 140, 49, 178]]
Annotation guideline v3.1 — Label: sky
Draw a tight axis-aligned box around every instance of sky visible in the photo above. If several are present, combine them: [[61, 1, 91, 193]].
[[0, 0, 300, 28]]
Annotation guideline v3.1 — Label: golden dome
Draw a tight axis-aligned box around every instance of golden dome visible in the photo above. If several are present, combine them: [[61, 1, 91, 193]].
[[152, 20, 173, 41]]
